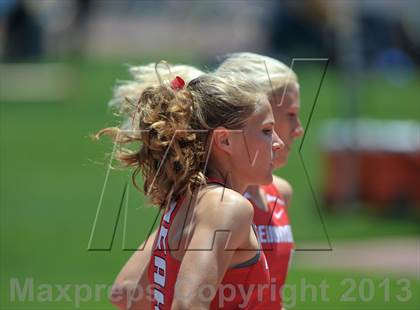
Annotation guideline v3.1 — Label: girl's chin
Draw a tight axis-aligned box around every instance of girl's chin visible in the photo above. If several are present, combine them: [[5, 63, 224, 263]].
[[273, 157, 287, 169]]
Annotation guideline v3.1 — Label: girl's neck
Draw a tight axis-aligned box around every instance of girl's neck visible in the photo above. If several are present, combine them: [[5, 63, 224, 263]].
[[245, 185, 267, 212], [206, 171, 247, 194]]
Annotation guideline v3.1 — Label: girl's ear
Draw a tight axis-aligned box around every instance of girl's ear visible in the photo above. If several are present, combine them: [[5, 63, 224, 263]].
[[212, 127, 233, 155]]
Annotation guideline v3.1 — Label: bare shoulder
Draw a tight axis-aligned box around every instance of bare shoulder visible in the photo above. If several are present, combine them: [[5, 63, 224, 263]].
[[194, 187, 254, 230], [272, 175, 293, 206]]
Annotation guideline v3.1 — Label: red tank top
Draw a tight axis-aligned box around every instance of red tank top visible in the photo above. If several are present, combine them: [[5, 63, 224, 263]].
[[148, 192, 273, 309], [246, 182, 294, 306]]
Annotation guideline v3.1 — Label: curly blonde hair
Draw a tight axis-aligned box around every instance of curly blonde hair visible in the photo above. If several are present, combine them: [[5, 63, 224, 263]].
[[94, 70, 263, 207], [108, 62, 204, 129]]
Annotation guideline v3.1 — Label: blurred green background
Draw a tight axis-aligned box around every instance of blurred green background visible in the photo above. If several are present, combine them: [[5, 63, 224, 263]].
[[1, 1, 419, 309]]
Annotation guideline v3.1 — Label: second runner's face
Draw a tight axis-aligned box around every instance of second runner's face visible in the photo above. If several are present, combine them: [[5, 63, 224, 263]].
[[229, 96, 283, 185], [269, 83, 304, 168]]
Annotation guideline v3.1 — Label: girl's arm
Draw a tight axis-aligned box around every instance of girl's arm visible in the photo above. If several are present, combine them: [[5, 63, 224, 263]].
[[110, 229, 157, 310], [171, 191, 254, 310]]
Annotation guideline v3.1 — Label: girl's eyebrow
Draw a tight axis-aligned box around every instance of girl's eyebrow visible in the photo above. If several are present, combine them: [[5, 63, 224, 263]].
[[262, 120, 275, 125]]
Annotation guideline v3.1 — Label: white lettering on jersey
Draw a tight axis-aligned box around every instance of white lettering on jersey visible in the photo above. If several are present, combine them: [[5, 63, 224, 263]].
[[154, 256, 166, 287], [163, 201, 177, 223], [257, 225, 293, 243], [152, 200, 177, 309], [156, 226, 168, 254], [154, 289, 164, 309]]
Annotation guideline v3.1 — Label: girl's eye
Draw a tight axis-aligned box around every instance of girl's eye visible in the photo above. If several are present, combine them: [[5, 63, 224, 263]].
[[263, 129, 272, 135]]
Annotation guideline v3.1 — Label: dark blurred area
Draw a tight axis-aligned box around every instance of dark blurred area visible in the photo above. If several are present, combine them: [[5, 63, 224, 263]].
[[1, 0, 419, 67], [267, 0, 420, 68], [2, 0, 43, 60]]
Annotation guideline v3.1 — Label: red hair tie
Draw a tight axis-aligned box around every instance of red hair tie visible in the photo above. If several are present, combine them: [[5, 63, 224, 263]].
[[131, 75, 185, 128], [170, 76, 185, 91]]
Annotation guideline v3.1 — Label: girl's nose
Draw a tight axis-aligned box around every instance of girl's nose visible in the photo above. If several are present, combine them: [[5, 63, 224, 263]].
[[293, 120, 304, 138], [272, 130, 285, 151]]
